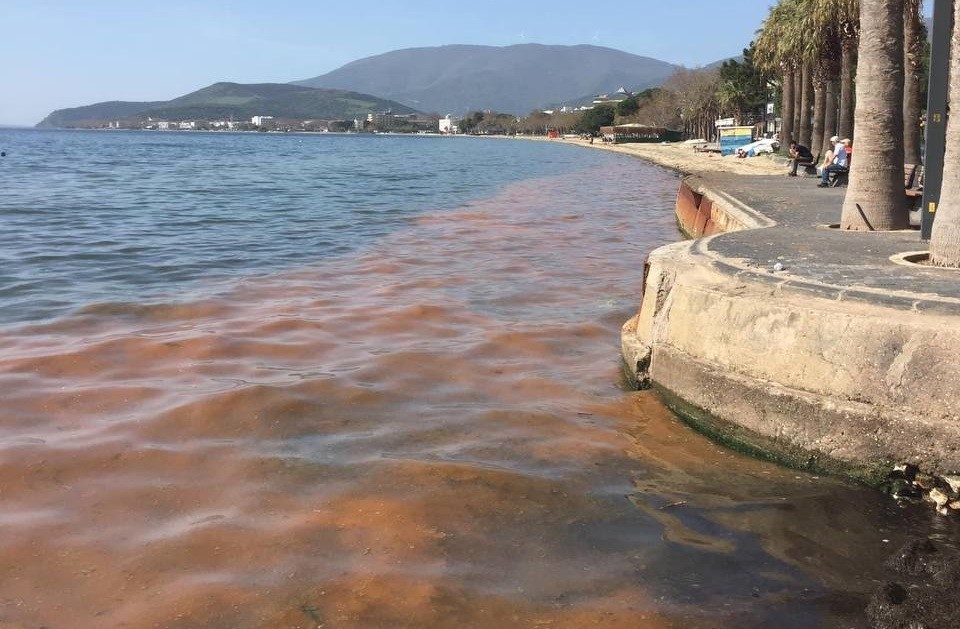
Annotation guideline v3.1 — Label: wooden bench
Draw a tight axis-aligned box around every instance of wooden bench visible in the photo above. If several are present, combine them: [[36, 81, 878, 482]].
[[905, 164, 924, 208], [828, 164, 849, 187], [904, 163, 918, 188], [795, 152, 820, 176]]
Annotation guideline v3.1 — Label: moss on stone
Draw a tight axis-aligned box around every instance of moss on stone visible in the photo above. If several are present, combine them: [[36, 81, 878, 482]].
[[652, 383, 892, 486]]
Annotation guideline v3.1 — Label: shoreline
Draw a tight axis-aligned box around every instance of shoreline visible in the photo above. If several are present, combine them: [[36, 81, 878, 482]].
[[538, 136, 787, 177]]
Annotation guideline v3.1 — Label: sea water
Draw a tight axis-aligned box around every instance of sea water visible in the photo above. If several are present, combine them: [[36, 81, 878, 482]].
[[0, 129, 940, 628]]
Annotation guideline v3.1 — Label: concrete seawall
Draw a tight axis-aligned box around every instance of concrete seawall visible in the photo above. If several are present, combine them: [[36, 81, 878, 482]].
[[623, 175, 960, 482]]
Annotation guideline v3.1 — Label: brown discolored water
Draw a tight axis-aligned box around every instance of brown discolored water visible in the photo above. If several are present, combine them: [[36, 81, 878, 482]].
[[0, 149, 945, 629]]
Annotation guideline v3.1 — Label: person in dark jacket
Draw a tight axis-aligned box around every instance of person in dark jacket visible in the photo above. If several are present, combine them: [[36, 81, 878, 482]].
[[787, 141, 814, 176]]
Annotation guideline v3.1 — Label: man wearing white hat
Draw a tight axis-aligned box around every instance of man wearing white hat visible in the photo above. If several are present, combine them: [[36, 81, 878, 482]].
[[818, 135, 849, 187]]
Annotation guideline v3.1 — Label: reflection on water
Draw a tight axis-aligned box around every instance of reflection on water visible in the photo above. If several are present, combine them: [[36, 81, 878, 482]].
[[0, 138, 949, 629]]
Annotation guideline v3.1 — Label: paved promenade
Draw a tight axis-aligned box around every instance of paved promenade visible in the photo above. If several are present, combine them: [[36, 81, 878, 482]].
[[694, 171, 960, 314]]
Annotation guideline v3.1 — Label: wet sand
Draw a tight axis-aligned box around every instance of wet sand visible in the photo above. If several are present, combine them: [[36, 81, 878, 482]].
[[0, 158, 940, 628]]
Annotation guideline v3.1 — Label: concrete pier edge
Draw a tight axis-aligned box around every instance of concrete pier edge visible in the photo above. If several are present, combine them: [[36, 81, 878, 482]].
[[622, 170, 960, 485]]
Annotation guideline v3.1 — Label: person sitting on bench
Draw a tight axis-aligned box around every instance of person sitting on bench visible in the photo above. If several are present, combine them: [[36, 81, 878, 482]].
[[818, 136, 848, 187], [787, 141, 814, 176]]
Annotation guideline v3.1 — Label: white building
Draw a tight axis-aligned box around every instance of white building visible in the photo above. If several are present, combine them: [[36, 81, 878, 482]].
[[251, 115, 274, 126], [439, 115, 459, 134], [178, 121, 196, 130], [592, 87, 632, 106]]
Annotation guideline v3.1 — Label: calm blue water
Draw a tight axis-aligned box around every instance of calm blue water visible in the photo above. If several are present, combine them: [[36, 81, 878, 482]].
[[0, 130, 619, 324]]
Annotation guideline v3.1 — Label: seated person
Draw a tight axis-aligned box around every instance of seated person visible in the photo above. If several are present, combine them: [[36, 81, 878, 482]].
[[819, 149, 834, 174], [787, 141, 814, 176], [818, 136, 848, 187]]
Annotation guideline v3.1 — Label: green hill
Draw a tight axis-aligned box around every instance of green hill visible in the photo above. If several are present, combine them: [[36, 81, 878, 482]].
[[36, 82, 419, 128], [36, 100, 167, 128]]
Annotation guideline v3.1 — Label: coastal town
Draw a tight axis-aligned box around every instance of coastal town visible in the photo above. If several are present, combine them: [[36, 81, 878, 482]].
[[107, 111, 447, 133], [78, 88, 642, 135]]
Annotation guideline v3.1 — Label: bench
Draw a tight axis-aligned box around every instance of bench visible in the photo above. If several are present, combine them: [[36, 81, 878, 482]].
[[828, 165, 849, 187], [794, 152, 820, 176], [825, 161, 920, 192], [905, 164, 924, 208], [904, 163, 918, 189]]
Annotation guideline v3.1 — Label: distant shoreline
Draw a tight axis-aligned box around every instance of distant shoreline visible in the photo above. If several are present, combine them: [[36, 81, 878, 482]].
[[522, 135, 786, 177]]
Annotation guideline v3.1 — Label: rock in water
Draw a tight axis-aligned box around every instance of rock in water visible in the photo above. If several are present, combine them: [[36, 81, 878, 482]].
[[867, 538, 960, 628]]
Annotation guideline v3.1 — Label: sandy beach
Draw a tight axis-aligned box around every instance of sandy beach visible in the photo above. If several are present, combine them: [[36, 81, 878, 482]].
[[554, 137, 788, 176]]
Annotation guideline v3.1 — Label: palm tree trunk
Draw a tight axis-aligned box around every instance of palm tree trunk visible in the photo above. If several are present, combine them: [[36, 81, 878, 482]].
[[840, 0, 907, 231], [781, 68, 795, 145], [839, 37, 857, 139], [793, 70, 803, 135], [799, 64, 814, 146], [812, 78, 826, 157], [903, 0, 924, 165], [823, 78, 840, 152]]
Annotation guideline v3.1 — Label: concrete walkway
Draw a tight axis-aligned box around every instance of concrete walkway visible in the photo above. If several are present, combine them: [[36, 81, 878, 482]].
[[694, 172, 960, 315]]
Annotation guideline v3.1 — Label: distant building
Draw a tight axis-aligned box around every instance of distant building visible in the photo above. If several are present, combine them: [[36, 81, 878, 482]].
[[178, 121, 196, 130], [439, 115, 458, 134], [251, 115, 274, 126], [156, 121, 171, 130], [593, 87, 633, 106], [367, 111, 397, 129]]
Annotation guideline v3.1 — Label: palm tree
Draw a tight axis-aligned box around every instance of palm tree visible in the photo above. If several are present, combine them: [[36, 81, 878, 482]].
[[799, 63, 815, 146], [806, 0, 846, 153], [793, 70, 804, 135], [835, 0, 861, 139], [781, 67, 797, 144], [758, 0, 856, 152], [903, 0, 925, 166], [811, 74, 827, 156], [804, 0, 859, 142], [929, 1, 960, 265], [755, 0, 804, 144], [840, 0, 907, 231], [822, 77, 840, 151]]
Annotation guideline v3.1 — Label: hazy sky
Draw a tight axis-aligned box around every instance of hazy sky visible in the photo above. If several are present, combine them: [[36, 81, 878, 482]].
[[0, 1, 929, 126]]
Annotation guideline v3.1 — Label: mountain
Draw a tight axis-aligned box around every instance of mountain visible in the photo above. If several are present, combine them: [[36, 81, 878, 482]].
[[704, 55, 744, 69], [36, 82, 418, 128], [294, 44, 680, 115], [37, 100, 166, 128]]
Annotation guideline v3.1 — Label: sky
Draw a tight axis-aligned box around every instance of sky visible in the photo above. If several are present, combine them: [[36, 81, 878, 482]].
[[0, 1, 928, 126]]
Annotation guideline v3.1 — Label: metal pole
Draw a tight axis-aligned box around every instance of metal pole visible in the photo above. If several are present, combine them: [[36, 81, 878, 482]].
[[921, 0, 953, 240]]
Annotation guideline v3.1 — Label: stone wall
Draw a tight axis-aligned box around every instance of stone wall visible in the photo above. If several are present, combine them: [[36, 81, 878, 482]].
[[623, 178, 960, 480]]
